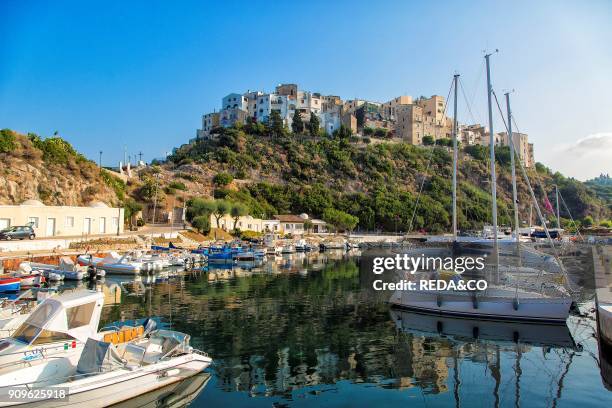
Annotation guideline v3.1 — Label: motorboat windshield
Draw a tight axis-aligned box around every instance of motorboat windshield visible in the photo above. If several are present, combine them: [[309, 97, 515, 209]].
[[9, 290, 103, 345]]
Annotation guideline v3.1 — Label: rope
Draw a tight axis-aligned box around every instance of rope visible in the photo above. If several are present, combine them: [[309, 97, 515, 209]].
[[510, 116, 584, 241], [491, 90, 576, 293]]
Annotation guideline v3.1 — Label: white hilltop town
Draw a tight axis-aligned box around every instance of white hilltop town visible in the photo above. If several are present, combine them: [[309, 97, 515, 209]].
[[194, 82, 535, 168]]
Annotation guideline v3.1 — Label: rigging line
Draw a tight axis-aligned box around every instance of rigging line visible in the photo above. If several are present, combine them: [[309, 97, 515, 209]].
[[491, 90, 575, 292], [408, 76, 455, 233], [509, 115, 551, 212], [558, 192, 584, 240], [510, 116, 581, 242], [458, 78, 478, 126], [468, 59, 486, 124]]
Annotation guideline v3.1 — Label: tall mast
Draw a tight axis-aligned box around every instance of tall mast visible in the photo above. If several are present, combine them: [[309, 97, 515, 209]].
[[555, 184, 561, 229], [452, 74, 459, 240], [485, 51, 499, 259], [505, 92, 521, 264]]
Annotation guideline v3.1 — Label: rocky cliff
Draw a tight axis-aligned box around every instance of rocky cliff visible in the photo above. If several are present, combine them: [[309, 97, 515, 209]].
[[0, 129, 120, 206]]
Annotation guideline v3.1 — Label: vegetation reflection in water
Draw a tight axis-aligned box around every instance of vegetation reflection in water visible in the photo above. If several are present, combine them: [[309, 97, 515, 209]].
[[92, 250, 611, 407]]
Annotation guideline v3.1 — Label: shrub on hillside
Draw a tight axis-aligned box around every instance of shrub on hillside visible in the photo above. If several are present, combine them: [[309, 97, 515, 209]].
[[168, 181, 187, 191], [0, 129, 16, 153], [213, 172, 234, 186]]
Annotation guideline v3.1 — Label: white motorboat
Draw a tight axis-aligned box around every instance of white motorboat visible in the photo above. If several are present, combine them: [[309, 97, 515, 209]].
[[281, 244, 295, 254], [0, 293, 38, 339], [110, 372, 211, 408], [9, 273, 44, 287], [0, 329, 212, 407], [42, 270, 63, 282], [0, 290, 105, 376], [77, 252, 146, 275], [21, 257, 87, 281]]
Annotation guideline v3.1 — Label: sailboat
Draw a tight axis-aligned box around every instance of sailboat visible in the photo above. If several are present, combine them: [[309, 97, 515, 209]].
[[390, 54, 573, 322]]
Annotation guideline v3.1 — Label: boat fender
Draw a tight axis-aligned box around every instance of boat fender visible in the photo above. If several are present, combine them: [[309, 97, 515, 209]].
[[513, 331, 520, 343], [472, 294, 479, 309], [436, 294, 442, 307], [162, 369, 180, 377], [436, 321, 443, 334], [472, 326, 479, 339], [513, 298, 520, 311]]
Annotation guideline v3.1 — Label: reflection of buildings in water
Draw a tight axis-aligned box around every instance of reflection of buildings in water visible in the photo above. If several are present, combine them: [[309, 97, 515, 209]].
[[409, 336, 450, 393], [208, 269, 235, 282], [102, 283, 122, 305]]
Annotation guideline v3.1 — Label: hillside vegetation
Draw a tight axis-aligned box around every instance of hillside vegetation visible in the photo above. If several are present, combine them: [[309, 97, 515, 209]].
[[0, 129, 124, 206], [2, 125, 608, 233], [165, 123, 610, 233]]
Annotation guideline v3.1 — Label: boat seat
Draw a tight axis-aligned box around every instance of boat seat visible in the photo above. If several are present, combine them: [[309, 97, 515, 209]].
[[121, 343, 146, 366], [102, 325, 145, 345], [142, 337, 165, 364]]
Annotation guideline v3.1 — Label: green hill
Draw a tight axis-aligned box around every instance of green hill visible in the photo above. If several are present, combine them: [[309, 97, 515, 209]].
[[164, 124, 610, 233]]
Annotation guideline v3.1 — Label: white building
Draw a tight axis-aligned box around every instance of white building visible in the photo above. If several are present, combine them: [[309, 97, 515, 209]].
[[196, 83, 341, 137], [0, 200, 124, 238], [222, 93, 248, 111]]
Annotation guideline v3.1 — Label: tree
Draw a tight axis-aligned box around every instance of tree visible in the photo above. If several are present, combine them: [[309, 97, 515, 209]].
[[582, 215, 594, 228], [213, 172, 234, 186], [213, 199, 231, 228], [192, 215, 210, 234], [303, 219, 313, 233], [186, 198, 216, 222], [291, 110, 304, 134], [323, 208, 359, 232], [230, 202, 248, 230], [374, 128, 389, 138], [269, 110, 285, 137], [422, 135, 435, 145], [123, 198, 143, 229], [308, 113, 320, 136], [333, 125, 352, 139]]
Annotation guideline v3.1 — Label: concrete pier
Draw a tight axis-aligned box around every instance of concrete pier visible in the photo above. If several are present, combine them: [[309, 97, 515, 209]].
[[594, 245, 612, 390], [594, 245, 612, 345]]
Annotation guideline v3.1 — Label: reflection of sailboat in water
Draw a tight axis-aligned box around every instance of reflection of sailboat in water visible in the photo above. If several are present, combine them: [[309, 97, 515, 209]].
[[391, 309, 581, 407], [109, 372, 212, 408], [390, 309, 577, 349], [391, 54, 573, 322]]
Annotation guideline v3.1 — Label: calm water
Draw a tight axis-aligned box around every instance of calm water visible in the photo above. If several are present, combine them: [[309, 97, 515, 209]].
[[88, 249, 612, 407]]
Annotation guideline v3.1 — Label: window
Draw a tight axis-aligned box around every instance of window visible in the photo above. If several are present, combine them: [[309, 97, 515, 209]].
[[33, 329, 76, 345], [66, 302, 96, 329], [65, 216, 75, 228], [28, 217, 39, 228]]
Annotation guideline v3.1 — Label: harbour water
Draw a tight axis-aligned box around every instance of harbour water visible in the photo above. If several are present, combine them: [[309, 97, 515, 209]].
[[76, 248, 611, 407]]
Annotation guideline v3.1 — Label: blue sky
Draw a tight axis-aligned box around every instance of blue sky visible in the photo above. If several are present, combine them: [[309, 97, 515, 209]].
[[1, 0, 611, 180]]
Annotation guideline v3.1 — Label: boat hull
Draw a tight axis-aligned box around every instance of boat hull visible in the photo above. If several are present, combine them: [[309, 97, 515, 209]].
[[0, 355, 211, 407], [389, 288, 571, 322], [0, 279, 20, 293]]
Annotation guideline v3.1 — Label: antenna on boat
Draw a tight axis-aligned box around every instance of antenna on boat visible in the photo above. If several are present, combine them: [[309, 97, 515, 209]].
[[452, 74, 460, 240], [485, 51, 499, 268], [504, 91, 521, 266]]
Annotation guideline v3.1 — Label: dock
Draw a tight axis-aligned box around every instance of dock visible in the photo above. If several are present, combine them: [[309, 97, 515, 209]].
[[594, 245, 612, 345]]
